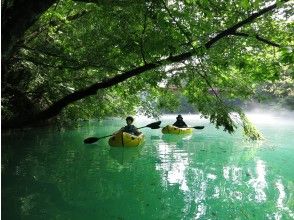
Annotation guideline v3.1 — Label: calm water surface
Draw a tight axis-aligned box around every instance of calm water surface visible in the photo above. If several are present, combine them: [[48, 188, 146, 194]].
[[2, 114, 294, 219]]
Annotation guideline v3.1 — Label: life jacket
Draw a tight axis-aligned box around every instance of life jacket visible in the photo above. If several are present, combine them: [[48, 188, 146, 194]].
[[122, 125, 140, 135], [173, 120, 188, 128]]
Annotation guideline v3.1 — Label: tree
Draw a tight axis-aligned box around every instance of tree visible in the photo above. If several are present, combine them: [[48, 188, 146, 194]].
[[2, 0, 293, 139]]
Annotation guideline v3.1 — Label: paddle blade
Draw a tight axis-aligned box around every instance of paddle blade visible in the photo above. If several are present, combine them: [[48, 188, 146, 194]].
[[145, 121, 161, 129], [150, 125, 161, 129], [84, 137, 99, 144], [192, 126, 204, 129]]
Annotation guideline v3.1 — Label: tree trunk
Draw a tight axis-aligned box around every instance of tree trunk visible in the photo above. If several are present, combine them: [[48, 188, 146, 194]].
[[2, 0, 57, 61]]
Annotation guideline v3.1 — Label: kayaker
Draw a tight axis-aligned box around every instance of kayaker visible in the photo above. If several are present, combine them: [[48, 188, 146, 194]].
[[173, 115, 188, 128], [119, 116, 142, 136]]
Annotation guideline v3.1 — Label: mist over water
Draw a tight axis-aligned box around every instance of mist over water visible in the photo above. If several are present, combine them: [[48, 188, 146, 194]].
[[238, 101, 291, 124]]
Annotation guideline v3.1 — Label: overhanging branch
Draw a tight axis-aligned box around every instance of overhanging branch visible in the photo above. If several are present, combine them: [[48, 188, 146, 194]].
[[12, 1, 287, 127]]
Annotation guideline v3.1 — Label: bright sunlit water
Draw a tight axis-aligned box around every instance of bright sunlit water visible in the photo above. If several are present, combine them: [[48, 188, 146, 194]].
[[2, 114, 294, 219]]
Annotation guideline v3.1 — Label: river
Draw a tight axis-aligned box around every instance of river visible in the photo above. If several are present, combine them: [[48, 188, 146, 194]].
[[2, 113, 294, 219]]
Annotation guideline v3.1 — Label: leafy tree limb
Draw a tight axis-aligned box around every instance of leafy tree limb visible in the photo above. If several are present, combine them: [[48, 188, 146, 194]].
[[29, 1, 284, 125]]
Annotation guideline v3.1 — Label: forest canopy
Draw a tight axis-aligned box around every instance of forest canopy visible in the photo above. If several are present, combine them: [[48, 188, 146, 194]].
[[1, 0, 293, 139]]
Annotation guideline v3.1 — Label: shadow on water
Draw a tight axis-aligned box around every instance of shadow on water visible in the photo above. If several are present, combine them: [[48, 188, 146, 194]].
[[1, 128, 85, 219], [2, 147, 79, 219], [2, 173, 78, 219], [150, 135, 161, 141], [162, 134, 192, 145]]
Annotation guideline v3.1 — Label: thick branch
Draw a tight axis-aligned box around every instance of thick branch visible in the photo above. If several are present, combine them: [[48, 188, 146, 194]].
[[35, 62, 159, 121]]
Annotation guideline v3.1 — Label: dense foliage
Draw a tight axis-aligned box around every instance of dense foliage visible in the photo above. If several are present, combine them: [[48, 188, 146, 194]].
[[2, 0, 293, 139]]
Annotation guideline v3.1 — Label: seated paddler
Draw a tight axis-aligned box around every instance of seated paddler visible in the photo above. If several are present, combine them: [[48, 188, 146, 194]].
[[119, 116, 142, 136], [173, 115, 188, 128]]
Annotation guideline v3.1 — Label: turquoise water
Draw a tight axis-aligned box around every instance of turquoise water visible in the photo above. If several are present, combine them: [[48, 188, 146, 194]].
[[2, 114, 294, 219]]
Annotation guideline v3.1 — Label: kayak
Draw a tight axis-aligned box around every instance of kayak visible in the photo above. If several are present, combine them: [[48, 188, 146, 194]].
[[162, 125, 193, 135], [108, 131, 145, 147]]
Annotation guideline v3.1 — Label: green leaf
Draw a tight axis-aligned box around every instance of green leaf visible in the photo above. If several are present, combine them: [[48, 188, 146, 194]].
[[240, 0, 250, 9]]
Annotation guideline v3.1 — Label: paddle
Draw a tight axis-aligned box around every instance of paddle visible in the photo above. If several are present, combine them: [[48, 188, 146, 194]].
[[84, 121, 161, 144], [189, 126, 205, 129], [161, 125, 205, 129]]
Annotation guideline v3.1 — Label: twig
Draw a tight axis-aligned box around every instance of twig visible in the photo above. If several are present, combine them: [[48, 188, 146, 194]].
[[232, 32, 280, 47]]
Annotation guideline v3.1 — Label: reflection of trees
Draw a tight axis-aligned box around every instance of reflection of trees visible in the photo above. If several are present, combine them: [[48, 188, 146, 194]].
[[2, 124, 153, 218], [154, 135, 293, 219], [2, 173, 76, 219], [2, 129, 82, 219]]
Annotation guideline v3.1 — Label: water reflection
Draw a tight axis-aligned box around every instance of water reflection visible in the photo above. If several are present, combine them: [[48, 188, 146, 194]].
[[271, 179, 294, 220], [155, 141, 209, 219], [154, 137, 294, 219], [155, 142, 189, 191], [248, 159, 267, 203], [161, 134, 192, 147], [223, 166, 242, 184], [109, 147, 142, 165]]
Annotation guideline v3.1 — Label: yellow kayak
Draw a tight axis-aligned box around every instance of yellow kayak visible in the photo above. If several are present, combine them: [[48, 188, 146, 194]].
[[162, 125, 193, 135], [108, 131, 145, 147]]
